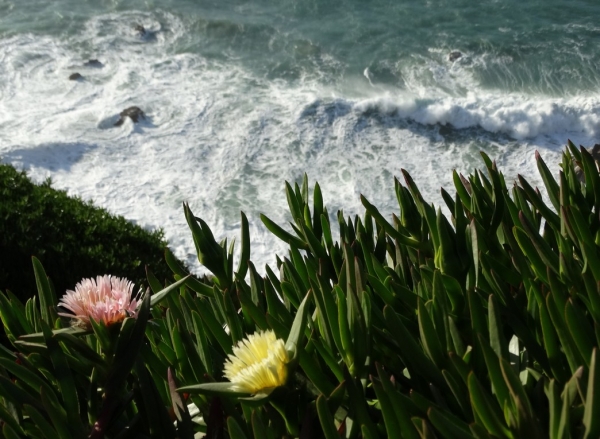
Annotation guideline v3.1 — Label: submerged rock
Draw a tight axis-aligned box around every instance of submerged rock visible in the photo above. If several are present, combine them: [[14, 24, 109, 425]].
[[69, 72, 82, 80], [449, 51, 462, 62], [114, 106, 146, 126]]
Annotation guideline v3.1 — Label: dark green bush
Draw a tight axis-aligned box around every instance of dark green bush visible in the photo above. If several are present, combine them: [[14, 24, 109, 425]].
[[0, 162, 180, 302]]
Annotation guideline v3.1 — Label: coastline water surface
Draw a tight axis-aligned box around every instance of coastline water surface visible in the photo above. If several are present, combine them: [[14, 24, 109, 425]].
[[1, 0, 599, 274]]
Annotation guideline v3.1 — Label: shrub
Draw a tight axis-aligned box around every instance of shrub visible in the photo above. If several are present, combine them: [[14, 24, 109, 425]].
[[0, 163, 178, 302], [1, 142, 599, 438]]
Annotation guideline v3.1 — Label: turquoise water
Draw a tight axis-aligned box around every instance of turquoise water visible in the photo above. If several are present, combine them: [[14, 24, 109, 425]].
[[3, 0, 600, 93], [1, 0, 599, 271]]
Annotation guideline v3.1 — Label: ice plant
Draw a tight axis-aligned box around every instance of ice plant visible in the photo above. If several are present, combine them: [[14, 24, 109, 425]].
[[223, 330, 289, 394], [58, 275, 142, 329]]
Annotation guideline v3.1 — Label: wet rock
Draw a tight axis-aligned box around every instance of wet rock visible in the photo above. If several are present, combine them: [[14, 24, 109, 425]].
[[438, 124, 454, 137], [574, 143, 600, 182], [114, 106, 146, 126], [69, 72, 83, 80], [84, 59, 103, 67], [449, 51, 462, 62], [134, 24, 146, 36]]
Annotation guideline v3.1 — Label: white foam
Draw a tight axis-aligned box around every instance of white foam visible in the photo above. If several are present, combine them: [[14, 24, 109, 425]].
[[352, 90, 600, 141], [0, 11, 587, 278]]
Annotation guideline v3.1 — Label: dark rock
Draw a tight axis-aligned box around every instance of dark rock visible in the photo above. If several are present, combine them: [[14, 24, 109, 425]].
[[84, 59, 103, 67], [134, 24, 146, 36], [114, 106, 146, 126], [69, 72, 83, 80], [438, 124, 454, 136], [449, 51, 462, 62]]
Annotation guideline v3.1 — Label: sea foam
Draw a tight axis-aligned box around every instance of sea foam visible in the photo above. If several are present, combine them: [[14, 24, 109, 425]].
[[0, 10, 589, 276]]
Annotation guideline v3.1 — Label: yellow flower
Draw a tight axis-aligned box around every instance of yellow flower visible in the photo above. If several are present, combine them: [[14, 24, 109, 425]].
[[223, 330, 289, 394]]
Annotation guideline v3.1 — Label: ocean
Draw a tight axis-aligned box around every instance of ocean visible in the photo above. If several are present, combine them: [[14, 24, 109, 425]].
[[1, 0, 599, 275]]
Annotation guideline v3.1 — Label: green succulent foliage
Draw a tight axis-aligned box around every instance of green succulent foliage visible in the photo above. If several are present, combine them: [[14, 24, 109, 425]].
[[0, 260, 190, 438], [162, 146, 599, 438], [2, 143, 600, 438]]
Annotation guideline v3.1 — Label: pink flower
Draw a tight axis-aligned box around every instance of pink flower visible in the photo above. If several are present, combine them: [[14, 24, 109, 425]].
[[58, 275, 142, 329]]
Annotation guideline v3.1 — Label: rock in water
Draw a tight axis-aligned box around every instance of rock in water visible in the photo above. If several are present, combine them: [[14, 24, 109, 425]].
[[449, 51, 462, 62], [438, 124, 453, 137], [114, 106, 146, 126], [69, 72, 82, 80], [134, 24, 146, 36], [84, 59, 103, 67]]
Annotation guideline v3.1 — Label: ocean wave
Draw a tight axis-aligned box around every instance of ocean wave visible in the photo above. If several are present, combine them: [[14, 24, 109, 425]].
[[0, 10, 591, 275], [351, 93, 600, 140]]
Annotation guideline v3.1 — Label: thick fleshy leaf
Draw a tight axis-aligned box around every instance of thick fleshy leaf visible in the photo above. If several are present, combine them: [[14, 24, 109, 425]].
[[147, 275, 190, 308], [583, 348, 600, 439], [499, 357, 542, 438], [235, 211, 251, 280], [0, 404, 24, 436], [418, 298, 445, 369], [376, 364, 420, 439], [411, 417, 437, 439], [344, 369, 380, 439], [285, 290, 312, 360], [558, 367, 582, 438], [535, 150, 560, 211], [105, 293, 150, 400], [545, 379, 561, 439], [546, 293, 583, 374], [17, 325, 89, 343], [227, 416, 250, 439], [453, 170, 472, 209], [196, 296, 233, 355], [467, 373, 513, 439], [477, 334, 510, 414], [442, 369, 472, 420], [165, 248, 214, 297], [427, 406, 474, 439], [336, 286, 353, 368], [564, 299, 595, 368], [371, 376, 402, 438], [0, 291, 27, 340], [310, 337, 343, 382], [41, 321, 86, 437], [178, 382, 252, 397], [361, 194, 426, 250], [579, 146, 600, 208], [23, 404, 60, 439], [297, 347, 335, 396], [383, 305, 444, 387], [316, 395, 340, 439], [0, 374, 44, 411], [32, 257, 57, 326], [260, 213, 308, 250], [518, 212, 559, 275], [0, 357, 61, 404], [488, 295, 508, 361], [513, 226, 549, 284]]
